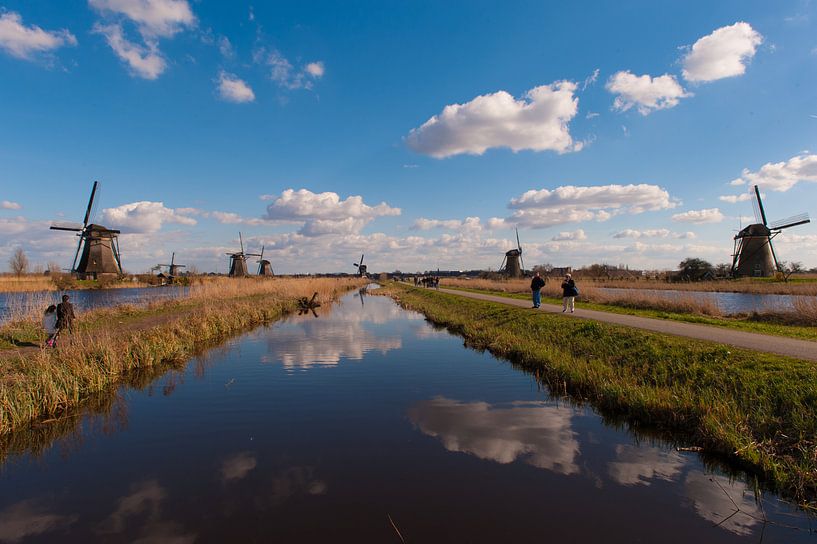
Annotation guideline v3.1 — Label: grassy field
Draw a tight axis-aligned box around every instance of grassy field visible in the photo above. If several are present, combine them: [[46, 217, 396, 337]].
[[439, 278, 817, 339], [382, 283, 817, 506], [548, 275, 817, 295], [0, 277, 365, 435]]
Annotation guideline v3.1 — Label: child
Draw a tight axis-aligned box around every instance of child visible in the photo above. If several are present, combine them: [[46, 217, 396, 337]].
[[43, 304, 59, 347]]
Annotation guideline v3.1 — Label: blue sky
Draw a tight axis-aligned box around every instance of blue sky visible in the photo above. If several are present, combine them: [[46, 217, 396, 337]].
[[1, 0, 816, 274]]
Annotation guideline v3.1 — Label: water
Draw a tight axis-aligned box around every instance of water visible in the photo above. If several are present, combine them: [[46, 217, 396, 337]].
[[0, 286, 188, 323], [1, 289, 814, 543], [598, 287, 812, 315]]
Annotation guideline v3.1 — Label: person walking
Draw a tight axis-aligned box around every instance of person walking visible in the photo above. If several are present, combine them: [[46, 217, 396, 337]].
[[530, 271, 545, 308], [561, 274, 578, 313], [42, 304, 58, 347], [56, 294, 76, 334]]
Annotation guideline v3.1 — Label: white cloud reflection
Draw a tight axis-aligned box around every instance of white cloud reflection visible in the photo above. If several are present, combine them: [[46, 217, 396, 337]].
[[684, 471, 763, 536], [408, 397, 580, 475], [221, 451, 257, 482], [0, 500, 76, 543], [607, 444, 686, 486]]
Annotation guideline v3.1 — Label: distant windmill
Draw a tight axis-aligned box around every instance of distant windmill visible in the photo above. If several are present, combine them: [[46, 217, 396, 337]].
[[731, 185, 810, 277], [257, 245, 274, 276], [50, 181, 123, 279], [498, 228, 525, 278], [353, 254, 368, 277], [227, 232, 260, 277], [157, 252, 186, 279]]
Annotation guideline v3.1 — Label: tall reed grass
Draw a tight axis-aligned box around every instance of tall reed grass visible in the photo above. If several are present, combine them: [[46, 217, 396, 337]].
[[0, 277, 365, 435]]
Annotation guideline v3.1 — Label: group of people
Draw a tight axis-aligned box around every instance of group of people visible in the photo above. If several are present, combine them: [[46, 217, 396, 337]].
[[42, 294, 75, 348], [530, 272, 578, 313]]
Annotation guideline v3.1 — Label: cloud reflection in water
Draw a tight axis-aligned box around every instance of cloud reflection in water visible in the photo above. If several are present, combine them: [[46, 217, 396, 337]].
[[262, 296, 407, 369], [408, 397, 580, 475], [607, 444, 686, 486], [0, 499, 77, 543]]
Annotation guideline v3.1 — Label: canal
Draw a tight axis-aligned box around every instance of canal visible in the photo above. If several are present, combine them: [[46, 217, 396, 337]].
[[0, 288, 813, 542]]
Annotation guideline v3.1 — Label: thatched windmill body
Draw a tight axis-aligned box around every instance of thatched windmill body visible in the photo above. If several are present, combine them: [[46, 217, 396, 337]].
[[157, 252, 186, 279], [731, 185, 810, 277], [353, 254, 368, 277], [50, 181, 122, 279], [498, 228, 525, 278], [227, 232, 260, 277], [257, 246, 274, 276]]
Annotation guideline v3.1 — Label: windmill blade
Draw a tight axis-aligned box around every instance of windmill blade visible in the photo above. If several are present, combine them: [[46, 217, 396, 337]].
[[754, 185, 768, 226], [769, 213, 810, 231], [360, 254, 365, 266], [258, 245, 265, 262], [83, 181, 99, 227], [515, 228, 521, 252], [170, 252, 175, 267], [50, 221, 84, 231], [71, 236, 83, 272], [239, 232, 245, 254]]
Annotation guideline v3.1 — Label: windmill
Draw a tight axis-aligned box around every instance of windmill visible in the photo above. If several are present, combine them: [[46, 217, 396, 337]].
[[731, 185, 810, 277], [157, 252, 186, 280], [49, 181, 123, 279], [353, 254, 368, 277], [226, 232, 260, 277], [256, 245, 274, 276], [498, 228, 525, 278]]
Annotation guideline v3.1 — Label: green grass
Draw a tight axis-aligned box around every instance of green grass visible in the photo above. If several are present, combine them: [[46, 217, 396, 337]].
[[385, 284, 817, 506], [442, 286, 817, 341]]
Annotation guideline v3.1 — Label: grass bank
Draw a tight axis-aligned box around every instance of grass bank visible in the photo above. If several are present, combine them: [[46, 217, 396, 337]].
[[438, 279, 817, 341], [383, 284, 817, 506], [0, 277, 365, 435]]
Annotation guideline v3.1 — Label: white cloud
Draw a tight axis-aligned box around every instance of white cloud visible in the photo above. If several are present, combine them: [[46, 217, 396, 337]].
[[411, 217, 483, 234], [731, 153, 817, 192], [218, 36, 233, 58], [88, 0, 196, 38], [682, 22, 763, 83], [606, 71, 691, 115], [217, 71, 255, 103], [612, 228, 696, 239], [305, 61, 324, 77], [406, 81, 581, 158], [93, 23, 166, 79], [729, 177, 746, 186], [551, 229, 587, 241], [582, 68, 600, 90], [585, 111, 600, 119], [101, 201, 198, 233], [503, 184, 676, 229], [0, 11, 77, 60], [254, 48, 324, 90], [718, 192, 757, 203], [1, 200, 22, 210], [263, 189, 400, 237], [671, 208, 725, 224]]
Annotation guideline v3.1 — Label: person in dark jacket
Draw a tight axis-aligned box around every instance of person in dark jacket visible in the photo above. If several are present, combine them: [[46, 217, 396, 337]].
[[530, 272, 545, 308], [561, 274, 578, 313], [56, 294, 76, 333]]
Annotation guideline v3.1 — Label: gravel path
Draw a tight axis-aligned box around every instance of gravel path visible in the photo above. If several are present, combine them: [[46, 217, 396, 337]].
[[437, 288, 817, 362]]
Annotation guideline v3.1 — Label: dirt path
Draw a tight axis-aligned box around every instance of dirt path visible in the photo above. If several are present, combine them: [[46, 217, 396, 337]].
[[437, 288, 817, 362]]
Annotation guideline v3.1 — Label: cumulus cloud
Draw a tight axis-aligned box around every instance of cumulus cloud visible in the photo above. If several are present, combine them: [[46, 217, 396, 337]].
[[671, 208, 725, 224], [101, 201, 198, 233], [216, 71, 255, 103], [1, 200, 22, 210], [406, 81, 581, 158], [263, 189, 400, 237], [411, 217, 483, 234], [93, 23, 166, 79], [551, 229, 586, 241], [718, 192, 757, 203], [606, 71, 691, 115], [613, 229, 696, 239], [502, 184, 676, 229], [682, 22, 763, 83], [731, 153, 817, 192], [0, 11, 77, 60], [88, 0, 196, 38], [254, 48, 324, 90]]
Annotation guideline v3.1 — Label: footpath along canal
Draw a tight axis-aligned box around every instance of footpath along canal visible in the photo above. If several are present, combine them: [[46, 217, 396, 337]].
[[0, 288, 814, 543]]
